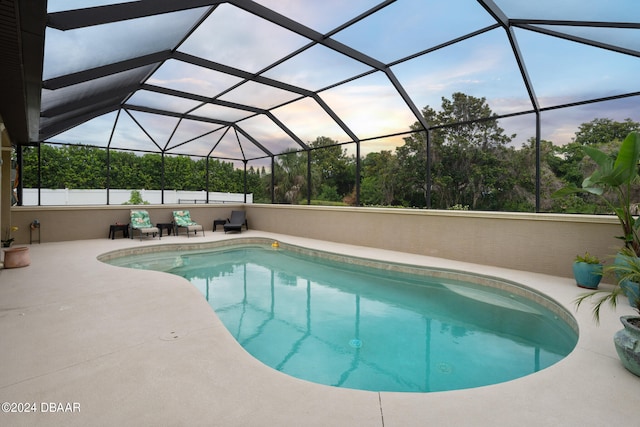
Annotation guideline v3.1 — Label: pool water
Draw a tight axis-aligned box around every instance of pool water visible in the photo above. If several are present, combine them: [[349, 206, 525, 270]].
[[107, 244, 578, 392]]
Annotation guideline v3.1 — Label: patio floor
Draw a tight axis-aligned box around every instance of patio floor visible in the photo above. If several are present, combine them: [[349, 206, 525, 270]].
[[0, 230, 638, 426]]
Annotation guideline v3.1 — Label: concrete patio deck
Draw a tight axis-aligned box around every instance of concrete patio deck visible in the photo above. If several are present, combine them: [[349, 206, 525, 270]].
[[1, 230, 638, 426]]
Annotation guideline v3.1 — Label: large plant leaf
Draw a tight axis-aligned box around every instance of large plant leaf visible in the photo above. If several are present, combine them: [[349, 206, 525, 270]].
[[582, 145, 613, 188], [606, 131, 640, 186], [552, 185, 581, 197], [613, 131, 640, 183], [582, 145, 613, 170], [552, 183, 604, 198], [554, 132, 639, 204], [582, 132, 640, 188]]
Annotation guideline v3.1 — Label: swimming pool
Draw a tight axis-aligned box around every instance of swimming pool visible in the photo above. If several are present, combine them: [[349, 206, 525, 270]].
[[104, 240, 578, 392]]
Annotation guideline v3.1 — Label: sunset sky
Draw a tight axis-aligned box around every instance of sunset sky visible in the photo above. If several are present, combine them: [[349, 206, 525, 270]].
[[42, 1, 640, 165]]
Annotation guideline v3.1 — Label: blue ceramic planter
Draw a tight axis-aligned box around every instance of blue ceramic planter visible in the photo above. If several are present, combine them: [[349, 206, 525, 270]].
[[572, 262, 602, 289], [620, 279, 640, 306], [614, 316, 640, 377], [614, 253, 640, 306]]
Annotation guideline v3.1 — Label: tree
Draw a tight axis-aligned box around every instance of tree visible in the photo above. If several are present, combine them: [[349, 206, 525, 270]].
[[554, 132, 640, 255], [573, 118, 639, 146], [164, 155, 201, 190], [273, 150, 307, 204], [394, 106, 437, 207], [395, 93, 514, 209], [266, 137, 356, 205], [549, 118, 640, 214], [110, 150, 143, 189], [21, 145, 266, 200], [22, 144, 107, 189], [509, 138, 572, 212], [23, 114, 638, 212], [361, 151, 398, 206], [436, 93, 514, 209], [309, 137, 354, 202]]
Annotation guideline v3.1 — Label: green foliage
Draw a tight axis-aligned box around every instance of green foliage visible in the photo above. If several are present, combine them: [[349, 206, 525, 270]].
[[447, 204, 469, 210], [554, 131, 640, 256], [22, 145, 267, 201], [122, 190, 149, 205], [317, 184, 341, 202], [573, 118, 639, 146], [310, 199, 348, 206], [575, 247, 640, 324], [271, 150, 307, 204], [550, 118, 640, 214], [396, 93, 516, 209], [310, 137, 354, 200], [23, 144, 107, 189], [18, 97, 639, 217], [574, 252, 600, 264], [269, 137, 356, 205], [361, 151, 398, 206]]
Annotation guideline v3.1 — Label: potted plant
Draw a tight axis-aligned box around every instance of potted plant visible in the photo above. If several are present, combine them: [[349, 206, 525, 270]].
[[573, 252, 603, 289], [553, 131, 640, 302], [1, 226, 18, 247], [575, 247, 640, 376]]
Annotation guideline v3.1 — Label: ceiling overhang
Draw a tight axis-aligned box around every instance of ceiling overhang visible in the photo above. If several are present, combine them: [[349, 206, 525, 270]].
[[0, 0, 46, 145]]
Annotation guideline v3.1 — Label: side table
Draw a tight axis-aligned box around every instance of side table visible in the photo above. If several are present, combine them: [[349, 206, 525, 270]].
[[213, 219, 227, 231], [156, 223, 174, 238], [109, 224, 129, 239]]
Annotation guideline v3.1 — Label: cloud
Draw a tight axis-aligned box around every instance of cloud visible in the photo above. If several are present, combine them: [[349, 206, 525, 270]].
[[253, 0, 378, 33], [272, 98, 352, 144], [318, 72, 418, 140], [179, 3, 309, 74], [42, 0, 640, 160]]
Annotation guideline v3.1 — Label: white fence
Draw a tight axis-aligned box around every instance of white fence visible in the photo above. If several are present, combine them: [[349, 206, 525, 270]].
[[22, 189, 252, 206]]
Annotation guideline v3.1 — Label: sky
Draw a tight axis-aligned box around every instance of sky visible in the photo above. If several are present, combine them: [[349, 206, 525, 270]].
[[42, 0, 640, 166]]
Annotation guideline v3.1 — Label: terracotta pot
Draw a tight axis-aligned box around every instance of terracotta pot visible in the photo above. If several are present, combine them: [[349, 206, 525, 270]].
[[614, 315, 640, 377], [3, 246, 31, 268]]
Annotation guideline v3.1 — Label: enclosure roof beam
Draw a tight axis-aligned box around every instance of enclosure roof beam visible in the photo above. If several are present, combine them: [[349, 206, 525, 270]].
[[43, 50, 172, 90], [47, 0, 222, 30], [141, 84, 264, 114], [124, 104, 234, 127], [173, 52, 314, 97]]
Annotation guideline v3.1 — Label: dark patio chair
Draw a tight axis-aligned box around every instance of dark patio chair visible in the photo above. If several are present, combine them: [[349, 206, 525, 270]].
[[224, 210, 248, 233]]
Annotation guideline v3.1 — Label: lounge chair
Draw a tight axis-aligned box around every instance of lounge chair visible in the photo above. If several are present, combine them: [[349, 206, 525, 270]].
[[173, 210, 204, 237], [129, 210, 160, 240], [224, 210, 248, 233]]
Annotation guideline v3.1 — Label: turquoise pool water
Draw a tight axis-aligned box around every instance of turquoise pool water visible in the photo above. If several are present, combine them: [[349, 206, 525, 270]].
[[106, 243, 578, 392]]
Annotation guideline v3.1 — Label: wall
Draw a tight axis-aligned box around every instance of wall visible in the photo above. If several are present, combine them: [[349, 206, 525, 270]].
[[10, 203, 621, 278], [244, 204, 621, 278], [10, 204, 238, 242]]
